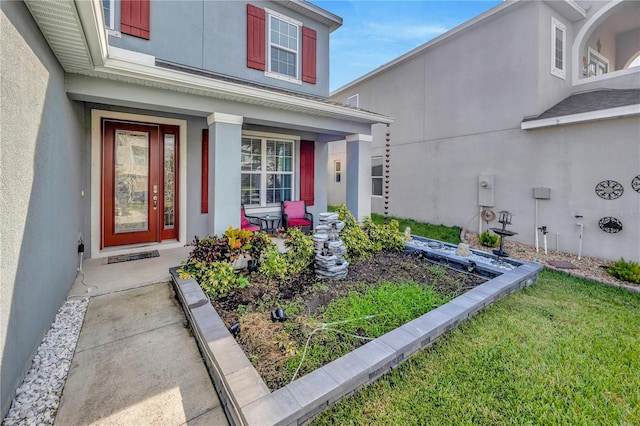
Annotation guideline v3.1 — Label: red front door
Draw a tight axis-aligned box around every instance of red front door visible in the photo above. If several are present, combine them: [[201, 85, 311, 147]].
[[102, 120, 179, 248]]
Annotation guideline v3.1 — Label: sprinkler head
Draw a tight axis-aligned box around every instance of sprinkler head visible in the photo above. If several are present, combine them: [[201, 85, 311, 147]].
[[466, 261, 477, 273], [228, 322, 240, 337], [271, 308, 288, 322]]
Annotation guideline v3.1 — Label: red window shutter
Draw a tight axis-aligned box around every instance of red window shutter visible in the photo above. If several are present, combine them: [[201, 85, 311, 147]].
[[121, 0, 150, 40], [201, 129, 209, 214], [300, 140, 315, 206], [302, 27, 317, 84], [247, 4, 266, 71]]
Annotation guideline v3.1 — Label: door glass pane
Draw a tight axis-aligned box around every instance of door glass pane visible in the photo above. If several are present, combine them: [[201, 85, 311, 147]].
[[115, 130, 149, 233], [164, 134, 175, 229]]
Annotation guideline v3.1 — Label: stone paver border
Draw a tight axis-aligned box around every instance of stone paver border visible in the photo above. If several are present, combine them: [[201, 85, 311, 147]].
[[170, 242, 542, 425]]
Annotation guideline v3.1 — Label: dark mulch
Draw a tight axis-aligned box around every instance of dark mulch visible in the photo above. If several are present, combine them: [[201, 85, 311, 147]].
[[213, 250, 486, 328], [211, 250, 487, 390]]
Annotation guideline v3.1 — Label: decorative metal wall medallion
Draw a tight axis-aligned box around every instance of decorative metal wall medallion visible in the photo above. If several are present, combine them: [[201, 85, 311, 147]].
[[632, 175, 640, 193], [598, 217, 623, 233], [595, 180, 624, 200]]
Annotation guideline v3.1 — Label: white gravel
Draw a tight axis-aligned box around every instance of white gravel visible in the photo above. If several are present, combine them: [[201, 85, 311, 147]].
[[3, 297, 89, 426]]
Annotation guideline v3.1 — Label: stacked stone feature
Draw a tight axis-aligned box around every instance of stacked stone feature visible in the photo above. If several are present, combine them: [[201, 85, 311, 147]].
[[314, 212, 349, 279]]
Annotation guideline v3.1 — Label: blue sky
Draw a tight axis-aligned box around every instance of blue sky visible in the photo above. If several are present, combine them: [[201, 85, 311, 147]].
[[311, 1, 502, 92]]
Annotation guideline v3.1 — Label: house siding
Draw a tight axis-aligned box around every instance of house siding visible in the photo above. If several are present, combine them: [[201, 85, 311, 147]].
[[1, 1, 85, 417], [107, 0, 331, 97], [331, 0, 640, 261]]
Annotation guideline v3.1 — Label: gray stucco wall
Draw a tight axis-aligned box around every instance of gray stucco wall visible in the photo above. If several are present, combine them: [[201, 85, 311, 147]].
[[1, 1, 85, 417], [331, 0, 640, 261], [108, 0, 331, 97]]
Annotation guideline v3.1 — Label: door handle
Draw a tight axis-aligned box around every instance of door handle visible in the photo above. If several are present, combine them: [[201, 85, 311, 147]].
[[153, 195, 158, 210]]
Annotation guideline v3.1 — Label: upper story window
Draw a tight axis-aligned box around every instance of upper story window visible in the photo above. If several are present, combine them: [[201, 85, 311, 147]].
[[347, 94, 359, 108], [267, 11, 301, 82], [551, 17, 566, 79], [247, 4, 317, 85]]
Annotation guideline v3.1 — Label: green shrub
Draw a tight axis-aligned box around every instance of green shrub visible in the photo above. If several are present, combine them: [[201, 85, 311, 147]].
[[362, 217, 407, 252], [334, 205, 407, 261], [479, 231, 500, 248], [258, 248, 290, 280], [607, 258, 640, 284], [178, 261, 249, 298], [283, 227, 315, 275], [258, 228, 314, 281], [334, 204, 378, 261]]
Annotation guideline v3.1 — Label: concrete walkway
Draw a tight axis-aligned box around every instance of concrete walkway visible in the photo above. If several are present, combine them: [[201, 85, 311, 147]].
[[56, 247, 229, 425]]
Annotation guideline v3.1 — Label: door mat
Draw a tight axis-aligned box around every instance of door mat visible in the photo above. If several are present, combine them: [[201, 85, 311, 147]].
[[108, 250, 160, 264], [547, 260, 577, 269]]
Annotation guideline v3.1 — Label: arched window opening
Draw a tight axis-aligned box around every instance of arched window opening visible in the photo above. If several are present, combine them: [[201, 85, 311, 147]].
[[578, 2, 639, 79]]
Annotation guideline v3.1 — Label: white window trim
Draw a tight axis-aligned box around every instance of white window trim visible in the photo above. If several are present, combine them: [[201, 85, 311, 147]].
[[371, 155, 383, 198], [265, 8, 302, 85], [587, 47, 609, 77], [334, 160, 342, 183], [347, 94, 359, 108], [103, 0, 115, 30], [242, 130, 299, 207], [551, 17, 566, 80]]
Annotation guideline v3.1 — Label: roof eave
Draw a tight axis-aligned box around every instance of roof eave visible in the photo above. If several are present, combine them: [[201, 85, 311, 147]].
[[543, 0, 587, 23], [521, 105, 640, 130], [278, 0, 343, 32], [97, 51, 392, 125]]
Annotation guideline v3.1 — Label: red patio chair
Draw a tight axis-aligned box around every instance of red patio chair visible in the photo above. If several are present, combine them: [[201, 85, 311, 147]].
[[241, 206, 261, 232], [281, 200, 313, 233]]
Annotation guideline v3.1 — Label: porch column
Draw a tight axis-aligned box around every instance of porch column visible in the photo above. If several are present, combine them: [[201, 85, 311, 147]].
[[345, 134, 372, 221], [207, 112, 243, 235]]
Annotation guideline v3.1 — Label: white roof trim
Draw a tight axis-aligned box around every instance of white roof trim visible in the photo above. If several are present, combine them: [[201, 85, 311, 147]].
[[207, 113, 244, 126], [279, 0, 343, 32], [521, 104, 640, 130], [95, 53, 392, 124]]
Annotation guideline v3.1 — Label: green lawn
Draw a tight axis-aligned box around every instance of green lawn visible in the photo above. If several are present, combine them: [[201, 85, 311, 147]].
[[313, 269, 640, 425]]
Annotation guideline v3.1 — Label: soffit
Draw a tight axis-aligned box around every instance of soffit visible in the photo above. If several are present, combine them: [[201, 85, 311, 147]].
[[76, 67, 392, 125], [24, 0, 93, 72], [543, 0, 586, 23], [278, 0, 343, 32]]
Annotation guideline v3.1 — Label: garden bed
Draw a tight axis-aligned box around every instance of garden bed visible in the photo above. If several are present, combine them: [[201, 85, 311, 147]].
[[212, 251, 487, 390]]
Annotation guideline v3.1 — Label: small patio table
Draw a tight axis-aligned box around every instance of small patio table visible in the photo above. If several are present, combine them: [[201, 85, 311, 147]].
[[260, 215, 281, 234]]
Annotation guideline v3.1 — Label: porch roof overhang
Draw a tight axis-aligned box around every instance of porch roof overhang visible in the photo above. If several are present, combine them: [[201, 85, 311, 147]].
[[24, 0, 391, 128], [521, 89, 640, 130]]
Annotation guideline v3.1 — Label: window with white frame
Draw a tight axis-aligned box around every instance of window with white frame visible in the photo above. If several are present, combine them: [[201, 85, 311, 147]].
[[266, 9, 301, 83], [551, 17, 566, 79], [241, 135, 295, 206], [371, 156, 383, 197], [334, 160, 342, 183], [588, 47, 609, 77], [347, 94, 359, 108], [102, 0, 114, 29]]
